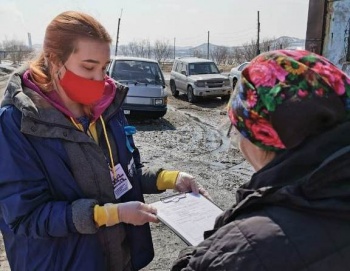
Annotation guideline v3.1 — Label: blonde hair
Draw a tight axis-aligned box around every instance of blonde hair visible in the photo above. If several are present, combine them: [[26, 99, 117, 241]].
[[29, 11, 112, 92]]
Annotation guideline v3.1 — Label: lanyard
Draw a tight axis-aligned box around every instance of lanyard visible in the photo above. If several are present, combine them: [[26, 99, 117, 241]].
[[70, 116, 116, 180]]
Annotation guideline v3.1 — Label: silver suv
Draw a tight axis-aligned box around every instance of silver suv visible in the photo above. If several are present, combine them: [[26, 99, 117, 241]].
[[170, 57, 231, 103]]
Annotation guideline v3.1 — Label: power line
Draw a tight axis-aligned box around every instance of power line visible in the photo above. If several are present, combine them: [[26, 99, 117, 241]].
[[176, 28, 256, 42], [212, 27, 257, 35]]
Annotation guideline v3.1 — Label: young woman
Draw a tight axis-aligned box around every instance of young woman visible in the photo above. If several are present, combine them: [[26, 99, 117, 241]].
[[172, 50, 350, 271], [0, 11, 206, 271]]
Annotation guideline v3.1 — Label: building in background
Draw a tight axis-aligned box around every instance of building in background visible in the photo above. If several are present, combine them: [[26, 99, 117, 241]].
[[305, 0, 350, 73]]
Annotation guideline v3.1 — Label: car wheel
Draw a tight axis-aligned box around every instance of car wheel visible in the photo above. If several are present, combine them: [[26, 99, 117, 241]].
[[187, 86, 197, 103], [170, 81, 179, 97], [232, 78, 238, 89]]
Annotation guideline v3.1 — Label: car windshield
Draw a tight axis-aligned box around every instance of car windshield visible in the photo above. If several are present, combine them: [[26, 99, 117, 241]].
[[111, 60, 164, 85], [239, 62, 249, 71], [188, 62, 220, 75]]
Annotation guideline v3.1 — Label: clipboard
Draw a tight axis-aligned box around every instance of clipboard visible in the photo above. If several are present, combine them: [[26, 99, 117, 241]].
[[150, 192, 223, 246]]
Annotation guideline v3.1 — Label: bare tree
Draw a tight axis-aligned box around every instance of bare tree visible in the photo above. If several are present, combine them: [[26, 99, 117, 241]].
[[0, 43, 3, 64], [135, 39, 152, 58], [260, 36, 292, 51], [119, 39, 152, 58], [231, 47, 246, 66], [119, 44, 130, 56], [260, 38, 275, 53], [117, 41, 137, 56], [190, 48, 205, 58], [230, 36, 294, 65], [1, 39, 33, 65], [153, 40, 172, 64], [210, 46, 229, 65], [230, 39, 260, 64], [241, 39, 258, 62], [128, 41, 139, 57]]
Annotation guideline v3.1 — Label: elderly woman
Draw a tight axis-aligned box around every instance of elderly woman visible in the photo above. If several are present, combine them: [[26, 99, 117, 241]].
[[171, 50, 350, 271]]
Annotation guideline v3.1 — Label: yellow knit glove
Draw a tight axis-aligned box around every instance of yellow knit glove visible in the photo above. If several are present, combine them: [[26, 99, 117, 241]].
[[94, 204, 120, 227], [156, 170, 179, 190]]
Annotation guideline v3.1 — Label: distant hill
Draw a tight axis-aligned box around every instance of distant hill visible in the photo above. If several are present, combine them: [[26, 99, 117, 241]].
[[271, 36, 305, 49], [27, 36, 305, 59], [174, 36, 305, 57]]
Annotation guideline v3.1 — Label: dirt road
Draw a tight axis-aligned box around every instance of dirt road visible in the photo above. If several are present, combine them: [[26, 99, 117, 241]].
[[0, 73, 253, 270]]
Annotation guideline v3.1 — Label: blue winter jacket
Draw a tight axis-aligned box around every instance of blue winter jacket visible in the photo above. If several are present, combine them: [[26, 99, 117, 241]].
[[0, 70, 163, 271]]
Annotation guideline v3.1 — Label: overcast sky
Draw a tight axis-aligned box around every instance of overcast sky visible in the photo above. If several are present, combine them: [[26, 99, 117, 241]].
[[0, 0, 309, 47]]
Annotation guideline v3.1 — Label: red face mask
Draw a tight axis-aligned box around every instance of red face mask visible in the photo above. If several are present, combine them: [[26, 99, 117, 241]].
[[59, 67, 106, 105]]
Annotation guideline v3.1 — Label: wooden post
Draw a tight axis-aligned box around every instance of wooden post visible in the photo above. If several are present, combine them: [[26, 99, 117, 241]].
[[256, 11, 261, 56]]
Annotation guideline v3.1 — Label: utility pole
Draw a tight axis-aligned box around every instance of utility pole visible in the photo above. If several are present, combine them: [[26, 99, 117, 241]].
[[207, 31, 210, 59], [115, 9, 123, 56], [174, 37, 176, 59], [27, 33, 32, 49], [256, 11, 261, 56], [347, 32, 350, 61], [347, 18, 350, 61]]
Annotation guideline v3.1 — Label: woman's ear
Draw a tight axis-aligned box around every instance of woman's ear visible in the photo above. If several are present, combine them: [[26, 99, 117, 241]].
[[239, 136, 276, 171], [46, 54, 62, 75], [51, 62, 64, 79], [44, 57, 49, 67]]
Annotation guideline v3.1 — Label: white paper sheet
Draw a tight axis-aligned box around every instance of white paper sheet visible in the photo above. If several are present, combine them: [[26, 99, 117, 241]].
[[150, 192, 223, 246]]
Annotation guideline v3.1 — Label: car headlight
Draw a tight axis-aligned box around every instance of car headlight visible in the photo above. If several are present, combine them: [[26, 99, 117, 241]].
[[155, 98, 164, 105], [195, 81, 206, 87]]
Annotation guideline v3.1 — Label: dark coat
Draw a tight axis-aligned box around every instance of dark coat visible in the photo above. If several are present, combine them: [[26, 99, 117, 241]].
[[172, 122, 350, 271], [0, 70, 163, 271]]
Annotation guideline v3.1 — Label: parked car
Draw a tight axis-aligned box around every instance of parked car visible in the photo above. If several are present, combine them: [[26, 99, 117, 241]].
[[170, 57, 231, 103], [228, 62, 250, 89], [107, 56, 167, 118]]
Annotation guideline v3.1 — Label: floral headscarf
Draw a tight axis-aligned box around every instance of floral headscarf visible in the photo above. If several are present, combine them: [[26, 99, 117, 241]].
[[228, 49, 350, 151]]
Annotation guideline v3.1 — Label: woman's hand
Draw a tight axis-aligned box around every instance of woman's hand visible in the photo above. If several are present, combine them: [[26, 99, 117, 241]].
[[174, 172, 211, 199], [118, 201, 158, 225]]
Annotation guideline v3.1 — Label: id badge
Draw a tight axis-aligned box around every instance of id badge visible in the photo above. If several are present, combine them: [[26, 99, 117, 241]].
[[110, 163, 132, 199]]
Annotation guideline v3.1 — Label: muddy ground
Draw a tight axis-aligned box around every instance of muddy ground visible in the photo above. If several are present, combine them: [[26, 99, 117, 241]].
[[0, 71, 253, 271]]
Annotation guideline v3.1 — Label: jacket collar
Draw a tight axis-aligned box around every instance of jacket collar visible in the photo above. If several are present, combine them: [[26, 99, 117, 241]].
[[1, 67, 128, 125]]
